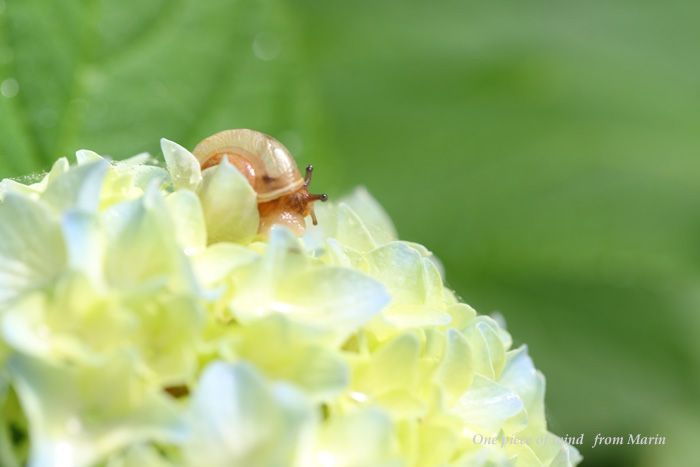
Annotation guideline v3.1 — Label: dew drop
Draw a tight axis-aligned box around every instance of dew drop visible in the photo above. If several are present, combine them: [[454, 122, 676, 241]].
[[252, 33, 281, 61], [1, 78, 19, 98]]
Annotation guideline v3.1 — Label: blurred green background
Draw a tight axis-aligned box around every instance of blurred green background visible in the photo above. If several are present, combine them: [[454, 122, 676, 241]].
[[1, 0, 699, 465]]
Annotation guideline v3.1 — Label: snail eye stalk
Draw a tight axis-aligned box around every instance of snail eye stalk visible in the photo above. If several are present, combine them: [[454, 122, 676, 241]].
[[304, 165, 314, 185], [309, 193, 328, 202], [305, 164, 328, 204]]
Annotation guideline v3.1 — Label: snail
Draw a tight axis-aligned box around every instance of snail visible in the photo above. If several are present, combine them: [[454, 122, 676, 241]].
[[193, 129, 328, 235]]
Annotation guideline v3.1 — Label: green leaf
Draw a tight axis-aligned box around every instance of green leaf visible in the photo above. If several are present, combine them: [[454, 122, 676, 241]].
[[0, 0, 326, 178]]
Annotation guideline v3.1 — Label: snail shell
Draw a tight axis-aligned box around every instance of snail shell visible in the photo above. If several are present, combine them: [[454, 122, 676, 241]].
[[193, 129, 304, 203], [193, 129, 327, 235]]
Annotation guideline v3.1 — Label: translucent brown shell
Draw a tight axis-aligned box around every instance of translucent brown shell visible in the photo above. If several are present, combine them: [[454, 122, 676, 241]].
[[192, 129, 304, 203]]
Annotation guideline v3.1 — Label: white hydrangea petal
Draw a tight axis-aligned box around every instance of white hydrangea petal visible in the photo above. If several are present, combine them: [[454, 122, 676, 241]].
[[2, 294, 53, 359], [128, 294, 202, 385], [340, 187, 397, 245], [362, 333, 421, 395], [116, 153, 152, 167], [0, 178, 43, 201], [192, 243, 258, 286], [75, 150, 103, 166], [549, 439, 583, 467], [307, 189, 397, 253], [446, 303, 477, 330], [451, 375, 524, 434], [0, 193, 66, 305], [62, 211, 105, 284], [274, 266, 390, 339], [366, 242, 450, 327], [336, 204, 377, 252], [303, 408, 398, 467], [453, 447, 513, 467], [233, 315, 349, 401], [102, 188, 195, 293], [8, 354, 185, 467], [499, 346, 546, 429], [434, 329, 474, 404], [41, 160, 109, 213], [367, 243, 423, 298], [230, 228, 389, 340], [165, 190, 206, 255], [463, 317, 508, 380], [184, 362, 313, 467], [198, 158, 259, 244], [161, 138, 202, 191]]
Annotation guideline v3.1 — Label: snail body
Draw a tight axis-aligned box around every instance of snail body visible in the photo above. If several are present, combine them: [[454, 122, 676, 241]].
[[193, 129, 327, 235]]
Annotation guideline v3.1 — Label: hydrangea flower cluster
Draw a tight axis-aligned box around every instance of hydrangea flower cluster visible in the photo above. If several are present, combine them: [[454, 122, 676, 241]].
[[0, 139, 581, 467]]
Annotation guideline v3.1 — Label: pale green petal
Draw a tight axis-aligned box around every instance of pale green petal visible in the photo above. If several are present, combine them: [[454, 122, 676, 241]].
[[184, 362, 312, 467], [47, 157, 71, 183], [360, 333, 421, 395], [103, 188, 195, 293], [166, 190, 206, 255], [122, 165, 168, 194], [233, 315, 349, 401], [0, 179, 43, 200], [75, 150, 104, 165], [116, 153, 152, 167], [445, 303, 477, 331], [192, 243, 258, 286], [41, 160, 109, 213], [128, 294, 202, 385], [452, 448, 513, 467], [451, 375, 524, 434], [335, 204, 378, 252], [340, 187, 397, 245], [307, 202, 375, 253], [161, 139, 202, 192], [366, 242, 451, 327], [434, 329, 474, 405], [198, 158, 258, 244], [0, 193, 66, 305], [62, 211, 105, 284], [307, 188, 397, 253], [9, 354, 184, 467], [463, 317, 508, 380], [275, 266, 390, 340], [302, 408, 400, 467], [2, 294, 54, 360], [230, 228, 389, 340], [548, 438, 583, 467], [499, 347, 545, 430]]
